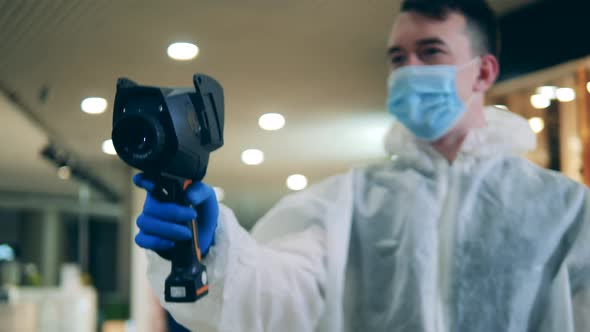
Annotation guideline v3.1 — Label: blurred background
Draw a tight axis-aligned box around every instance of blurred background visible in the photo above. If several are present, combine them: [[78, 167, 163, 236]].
[[0, 0, 589, 331]]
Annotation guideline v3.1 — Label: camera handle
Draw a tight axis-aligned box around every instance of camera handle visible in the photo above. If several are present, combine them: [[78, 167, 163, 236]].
[[150, 175, 209, 302]]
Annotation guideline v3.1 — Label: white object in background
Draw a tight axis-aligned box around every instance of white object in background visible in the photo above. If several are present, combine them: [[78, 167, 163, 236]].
[[10, 284, 97, 332], [125, 320, 136, 332], [12, 263, 99, 332], [0, 302, 37, 332], [60, 264, 82, 291]]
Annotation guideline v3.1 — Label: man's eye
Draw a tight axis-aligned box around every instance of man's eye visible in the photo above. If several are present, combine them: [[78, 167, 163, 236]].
[[423, 48, 443, 56], [391, 55, 405, 65]]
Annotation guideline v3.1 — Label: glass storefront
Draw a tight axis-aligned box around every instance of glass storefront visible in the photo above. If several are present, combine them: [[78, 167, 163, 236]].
[[487, 56, 590, 184]]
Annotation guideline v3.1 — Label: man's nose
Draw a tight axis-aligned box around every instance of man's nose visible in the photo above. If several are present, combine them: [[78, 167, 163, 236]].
[[406, 53, 424, 66]]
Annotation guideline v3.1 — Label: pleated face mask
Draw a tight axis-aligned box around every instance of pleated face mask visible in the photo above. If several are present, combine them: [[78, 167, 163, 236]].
[[386, 58, 479, 141]]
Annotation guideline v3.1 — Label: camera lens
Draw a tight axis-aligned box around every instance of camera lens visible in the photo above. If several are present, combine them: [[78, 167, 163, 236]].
[[125, 121, 153, 154], [112, 115, 165, 162]]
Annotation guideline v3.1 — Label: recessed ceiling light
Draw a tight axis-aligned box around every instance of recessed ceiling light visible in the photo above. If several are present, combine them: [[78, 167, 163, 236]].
[[536, 86, 558, 100], [528, 117, 545, 134], [494, 105, 509, 110], [167, 42, 199, 61], [287, 174, 308, 191], [530, 94, 550, 109], [81, 97, 107, 114], [259, 113, 286, 131], [102, 139, 117, 155], [241, 149, 264, 165], [556, 88, 576, 102]]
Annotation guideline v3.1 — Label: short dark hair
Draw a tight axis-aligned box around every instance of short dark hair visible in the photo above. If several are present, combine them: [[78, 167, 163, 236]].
[[401, 0, 500, 58]]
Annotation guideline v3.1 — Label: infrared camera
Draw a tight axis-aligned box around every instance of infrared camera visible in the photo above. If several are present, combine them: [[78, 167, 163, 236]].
[[111, 74, 224, 302]]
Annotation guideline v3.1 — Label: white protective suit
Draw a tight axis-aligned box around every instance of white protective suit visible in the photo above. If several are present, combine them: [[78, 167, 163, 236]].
[[146, 106, 590, 332]]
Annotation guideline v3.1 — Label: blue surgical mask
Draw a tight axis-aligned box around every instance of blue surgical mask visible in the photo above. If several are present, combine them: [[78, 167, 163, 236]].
[[386, 59, 479, 141]]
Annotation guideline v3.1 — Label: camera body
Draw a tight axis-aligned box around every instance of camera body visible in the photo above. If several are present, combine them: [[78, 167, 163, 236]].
[[112, 74, 224, 302], [112, 74, 223, 180]]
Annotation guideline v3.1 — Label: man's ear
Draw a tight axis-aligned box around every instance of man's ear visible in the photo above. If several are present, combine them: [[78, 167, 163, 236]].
[[474, 54, 499, 93]]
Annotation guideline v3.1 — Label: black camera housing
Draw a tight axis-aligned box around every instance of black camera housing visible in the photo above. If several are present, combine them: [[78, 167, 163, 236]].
[[112, 74, 224, 302], [112, 74, 224, 180]]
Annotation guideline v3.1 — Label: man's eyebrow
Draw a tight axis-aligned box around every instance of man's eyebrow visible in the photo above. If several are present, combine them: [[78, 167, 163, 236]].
[[387, 37, 448, 55], [387, 46, 403, 55], [416, 37, 448, 47]]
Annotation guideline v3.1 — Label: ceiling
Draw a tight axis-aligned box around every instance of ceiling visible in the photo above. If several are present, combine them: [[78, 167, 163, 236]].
[[0, 0, 537, 220]]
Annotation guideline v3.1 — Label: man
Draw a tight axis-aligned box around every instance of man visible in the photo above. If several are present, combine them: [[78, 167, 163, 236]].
[[134, 0, 590, 331]]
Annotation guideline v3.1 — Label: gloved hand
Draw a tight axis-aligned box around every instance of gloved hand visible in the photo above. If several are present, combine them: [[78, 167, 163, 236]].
[[133, 173, 219, 258]]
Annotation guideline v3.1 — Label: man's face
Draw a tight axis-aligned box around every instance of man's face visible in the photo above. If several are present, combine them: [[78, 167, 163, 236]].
[[387, 11, 481, 101]]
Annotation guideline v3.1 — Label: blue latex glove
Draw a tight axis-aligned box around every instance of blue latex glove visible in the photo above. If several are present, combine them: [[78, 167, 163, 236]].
[[133, 173, 219, 257]]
